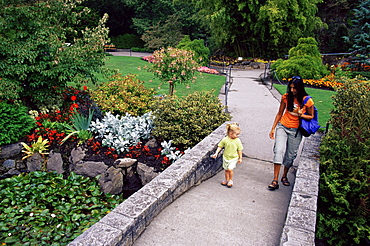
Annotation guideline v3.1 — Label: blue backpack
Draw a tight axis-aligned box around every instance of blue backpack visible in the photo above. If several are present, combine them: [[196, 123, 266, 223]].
[[297, 96, 320, 137]]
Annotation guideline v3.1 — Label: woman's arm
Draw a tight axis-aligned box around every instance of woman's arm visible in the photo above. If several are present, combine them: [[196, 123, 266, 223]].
[[269, 99, 286, 139], [298, 105, 314, 120]]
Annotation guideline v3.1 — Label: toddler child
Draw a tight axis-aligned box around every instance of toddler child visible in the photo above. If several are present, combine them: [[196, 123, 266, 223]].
[[211, 123, 243, 188]]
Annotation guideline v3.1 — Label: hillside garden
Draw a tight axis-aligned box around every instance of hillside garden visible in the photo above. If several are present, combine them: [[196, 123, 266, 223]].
[[1, 0, 369, 244]]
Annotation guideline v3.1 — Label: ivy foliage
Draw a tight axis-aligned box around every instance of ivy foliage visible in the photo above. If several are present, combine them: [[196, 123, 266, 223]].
[[0, 171, 123, 245], [0, 0, 110, 108], [317, 77, 370, 245], [151, 91, 231, 149], [271, 37, 329, 79], [0, 102, 36, 145]]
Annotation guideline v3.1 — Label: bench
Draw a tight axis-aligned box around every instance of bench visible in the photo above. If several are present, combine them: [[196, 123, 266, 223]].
[[104, 44, 117, 52]]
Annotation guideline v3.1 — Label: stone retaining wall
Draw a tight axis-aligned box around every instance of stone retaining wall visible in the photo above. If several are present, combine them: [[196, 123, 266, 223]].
[[68, 123, 226, 246], [280, 133, 322, 246]]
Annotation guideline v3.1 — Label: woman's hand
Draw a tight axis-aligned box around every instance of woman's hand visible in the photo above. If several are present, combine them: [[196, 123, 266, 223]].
[[269, 129, 275, 139]]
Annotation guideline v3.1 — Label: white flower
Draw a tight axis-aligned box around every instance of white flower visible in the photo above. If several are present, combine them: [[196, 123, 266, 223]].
[[19, 209, 24, 213], [29, 212, 34, 217], [51, 214, 56, 218], [56, 224, 61, 228], [8, 233, 11, 236]]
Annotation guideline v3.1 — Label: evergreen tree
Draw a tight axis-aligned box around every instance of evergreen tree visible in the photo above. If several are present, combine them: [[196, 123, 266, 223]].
[[344, 0, 370, 70]]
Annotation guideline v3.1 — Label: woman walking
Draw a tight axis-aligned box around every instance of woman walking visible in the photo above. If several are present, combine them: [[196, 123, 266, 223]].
[[268, 76, 315, 190]]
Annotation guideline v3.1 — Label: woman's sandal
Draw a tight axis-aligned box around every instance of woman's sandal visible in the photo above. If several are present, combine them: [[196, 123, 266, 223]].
[[281, 177, 290, 186], [221, 180, 228, 186], [227, 180, 233, 188], [268, 180, 279, 190]]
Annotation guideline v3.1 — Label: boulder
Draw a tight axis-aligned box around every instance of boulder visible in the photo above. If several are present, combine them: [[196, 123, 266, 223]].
[[98, 167, 124, 195], [69, 147, 86, 165], [73, 161, 108, 178], [114, 158, 137, 168], [0, 143, 23, 159], [146, 138, 159, 148], [137, 162, 159, 185], [3, 159, 16, 169], [47, 151, 64, 174], [26, 153, 44, 172]]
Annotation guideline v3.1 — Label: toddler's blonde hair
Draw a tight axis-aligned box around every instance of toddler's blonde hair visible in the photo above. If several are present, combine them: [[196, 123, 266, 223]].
[[226, 123, 240, 135]]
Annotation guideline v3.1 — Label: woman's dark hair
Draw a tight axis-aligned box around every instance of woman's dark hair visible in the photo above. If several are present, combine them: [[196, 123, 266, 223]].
[[287, 76, 308, 112]]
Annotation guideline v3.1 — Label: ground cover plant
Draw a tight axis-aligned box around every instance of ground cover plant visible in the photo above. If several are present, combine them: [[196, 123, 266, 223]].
[[0, 171, 123, 245]]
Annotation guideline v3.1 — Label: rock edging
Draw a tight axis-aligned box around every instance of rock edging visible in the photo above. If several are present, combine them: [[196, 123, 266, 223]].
[[280, 133, 322, 246], [68, 122, 226, 246]]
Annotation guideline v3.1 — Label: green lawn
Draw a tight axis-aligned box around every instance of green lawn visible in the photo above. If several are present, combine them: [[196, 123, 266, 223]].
[[274, 84, 336, 127], [97, 56, 225, 98]]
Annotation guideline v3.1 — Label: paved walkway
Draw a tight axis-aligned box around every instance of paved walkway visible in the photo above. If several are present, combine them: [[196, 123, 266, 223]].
[[129, 67, 300, 246]]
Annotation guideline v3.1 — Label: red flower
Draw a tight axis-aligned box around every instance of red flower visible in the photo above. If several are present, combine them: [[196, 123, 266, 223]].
[[71, 95, 77, 101], [83, 86, 88, 91]]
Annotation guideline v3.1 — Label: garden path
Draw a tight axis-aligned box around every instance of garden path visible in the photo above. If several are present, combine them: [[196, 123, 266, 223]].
[[129, 67, 300, 246]]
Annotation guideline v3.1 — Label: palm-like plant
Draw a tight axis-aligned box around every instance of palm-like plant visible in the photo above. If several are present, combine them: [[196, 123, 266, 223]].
[[61, 109, 94, 145]]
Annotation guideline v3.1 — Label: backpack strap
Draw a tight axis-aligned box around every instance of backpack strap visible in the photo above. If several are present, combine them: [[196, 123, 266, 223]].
[[302, 96, 311, 107], [295, 95, 312, 138]]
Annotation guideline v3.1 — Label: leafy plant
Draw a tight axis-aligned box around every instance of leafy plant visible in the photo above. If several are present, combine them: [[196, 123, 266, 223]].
[[177, 35, 210, 66], [21, 136, 50, 160], [0, 101, 36, 145], [89, 111, 154, 153], [145, 47, 200, 96], [160, 140, 187, 162], [0, 0, 109, 106], [271, 37, 329, 79], [316, 77, 370, 245], [61, 109, 94, 145], [0, 171, 123, 245], [90, 74, 155, 116], [151, 91, 231, 149]]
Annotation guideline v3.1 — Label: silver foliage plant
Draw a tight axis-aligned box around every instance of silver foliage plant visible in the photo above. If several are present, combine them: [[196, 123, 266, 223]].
[[89, 112, 154, 153], [160, 140, 189, 162]]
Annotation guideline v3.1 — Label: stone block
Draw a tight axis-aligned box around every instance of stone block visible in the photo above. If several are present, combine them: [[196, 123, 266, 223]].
[[280, 226, 315, 246], [68, 222, 123, 246], [293, 176, 319, 197], [285, 206, 317, 233], [288, 192, 318, 212], [99, 212, 135, 246], [297, 158, 320, 172]]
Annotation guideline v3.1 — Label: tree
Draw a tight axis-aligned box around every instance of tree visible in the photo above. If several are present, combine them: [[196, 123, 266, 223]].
[[193, 0, 325, 59], [271, 37, 329, 79], [141, 15, 184, 50], [177, 35, 210, 66], [344, 0, 370, 71], [0, 0, 109, 109], [146, 47, 200, 96]]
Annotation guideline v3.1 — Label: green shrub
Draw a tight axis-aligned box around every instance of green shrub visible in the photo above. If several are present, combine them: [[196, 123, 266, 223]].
[[110, 34, 144, 49], [177, 35, 210, 66], [272, 37, 329, 79], [0, 102, 36, 145], [317, 77, 370, 245], [151, 91, 231, 149], [90, 74, 155, 116], [0, 171, 123, 245]]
